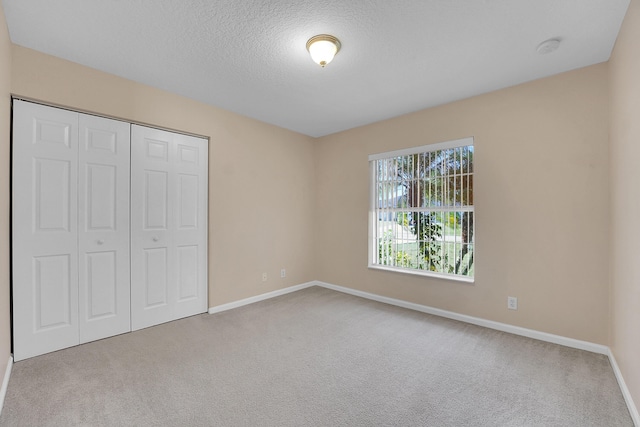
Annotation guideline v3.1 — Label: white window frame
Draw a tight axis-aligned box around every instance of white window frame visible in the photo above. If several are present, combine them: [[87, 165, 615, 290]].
[[368, 137, 475, 283]]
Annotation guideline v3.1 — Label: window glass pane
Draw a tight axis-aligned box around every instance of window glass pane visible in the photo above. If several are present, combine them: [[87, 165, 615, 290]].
[[371, 140, 474, 280]]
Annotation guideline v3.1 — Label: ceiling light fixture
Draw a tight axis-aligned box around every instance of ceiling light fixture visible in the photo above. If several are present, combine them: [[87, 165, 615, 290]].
[[306, 34, 341, 67]]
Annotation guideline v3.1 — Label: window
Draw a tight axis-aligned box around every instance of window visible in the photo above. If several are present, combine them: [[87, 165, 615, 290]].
[[369, 137, 474, 281]]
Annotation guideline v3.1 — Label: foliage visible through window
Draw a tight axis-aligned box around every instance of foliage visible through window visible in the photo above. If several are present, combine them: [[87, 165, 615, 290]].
[[369, 138, 474, 280]]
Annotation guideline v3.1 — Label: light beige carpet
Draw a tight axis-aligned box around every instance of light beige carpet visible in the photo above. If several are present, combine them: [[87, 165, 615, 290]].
[[0, 286, 633, 426]]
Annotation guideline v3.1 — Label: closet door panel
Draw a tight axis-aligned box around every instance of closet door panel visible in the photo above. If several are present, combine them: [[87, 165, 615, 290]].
[[172, 133, 208, 320], [84, 251, 117, 317], [144, 247, 169, 307], [131, 125, 208, 330], [33, 254, 72, 330], [78, 114, 131, 343], [12, 100, 80, 361], [131, 126, 174, 330]]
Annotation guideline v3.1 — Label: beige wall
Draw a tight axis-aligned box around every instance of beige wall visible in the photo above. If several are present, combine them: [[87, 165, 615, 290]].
[[315, 64, 611, 344], [0, 2, 12, 379], [10, 45, 317, 308], [609, 0, 640, 412]]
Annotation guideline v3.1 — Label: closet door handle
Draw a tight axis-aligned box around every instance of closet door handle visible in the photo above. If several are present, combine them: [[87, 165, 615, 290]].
[[97, 239, 105, 245], [152, 236, 159, 242]]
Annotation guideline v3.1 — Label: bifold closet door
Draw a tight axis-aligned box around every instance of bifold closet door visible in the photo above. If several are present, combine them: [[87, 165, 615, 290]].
[[12, 100, 131, 361], [130, 125, 208, 331], [78, 114, 131, 343], [12, 101, 80, 361]]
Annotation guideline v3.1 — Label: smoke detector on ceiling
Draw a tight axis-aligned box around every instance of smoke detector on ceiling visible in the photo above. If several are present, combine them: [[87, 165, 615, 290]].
[[536, 38, 561, 55]]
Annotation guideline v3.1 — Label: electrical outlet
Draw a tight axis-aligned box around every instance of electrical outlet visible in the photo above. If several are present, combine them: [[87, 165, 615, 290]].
[[280, 269, 286, 278], [507, 296, 518, 310], [262, 273, 267, 282]]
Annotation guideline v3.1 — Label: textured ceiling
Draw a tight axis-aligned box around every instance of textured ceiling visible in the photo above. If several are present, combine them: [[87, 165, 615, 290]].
[[1, 0, 631, 137]]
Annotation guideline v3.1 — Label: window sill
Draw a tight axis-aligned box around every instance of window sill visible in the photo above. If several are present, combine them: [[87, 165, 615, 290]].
[[368, 264, 475, 284]]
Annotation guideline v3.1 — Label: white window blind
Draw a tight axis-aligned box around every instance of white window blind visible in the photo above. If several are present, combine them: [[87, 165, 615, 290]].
[[369, 137, 474, 281]]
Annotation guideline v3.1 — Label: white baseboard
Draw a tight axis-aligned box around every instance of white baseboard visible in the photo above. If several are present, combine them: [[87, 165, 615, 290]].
[[314, 281, 609, 354], [208, 281, 316, 314], [608, 349, 640, 426], [0, 355, 13, 415]]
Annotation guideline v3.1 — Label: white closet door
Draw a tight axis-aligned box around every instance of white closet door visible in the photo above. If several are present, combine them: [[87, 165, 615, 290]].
[[130, 125, 208, 331], [12, 100, 80, 361], [78, 114, 131, 343]]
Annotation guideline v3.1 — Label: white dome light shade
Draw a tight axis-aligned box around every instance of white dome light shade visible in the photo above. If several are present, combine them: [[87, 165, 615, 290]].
[[306, 34, 341, 67]]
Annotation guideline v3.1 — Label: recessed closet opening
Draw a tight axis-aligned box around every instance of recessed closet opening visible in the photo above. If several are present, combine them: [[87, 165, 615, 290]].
[[11, 99, 209, 361]]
